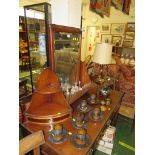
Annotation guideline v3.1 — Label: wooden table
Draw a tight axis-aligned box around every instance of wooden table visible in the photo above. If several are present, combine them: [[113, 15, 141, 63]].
[[22, 89, 123, 155]]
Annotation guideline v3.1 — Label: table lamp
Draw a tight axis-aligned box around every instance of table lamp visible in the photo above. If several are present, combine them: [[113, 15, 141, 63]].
[[93, 42, 113, 84]]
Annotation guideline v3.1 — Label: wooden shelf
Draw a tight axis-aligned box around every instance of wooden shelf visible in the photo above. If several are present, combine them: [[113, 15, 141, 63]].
[[29, 41, 39, 43], [28, 30, 45, 33], [24, 68, 72, 125], [19, 30, 26, 33], [36, 85, 61, 94], [26, 102, 69, 116], [55, 40, 79, 42]]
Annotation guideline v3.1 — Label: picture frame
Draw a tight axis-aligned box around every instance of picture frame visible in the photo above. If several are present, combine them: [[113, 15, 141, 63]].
[[90, 0, 112, 17], [102, 0, 112, 17], [122, 40, 133, 47], [90, 0, 103, 17], [101, 34, 112, 43], [126, 22, 135, 32], [123, 0, 131, 15], [111, 23, 126, 34], [125, 31, 135, 40], [111, 35, 122, 46], [101, 23, 111, 33], [112, 0, 124, 11], [96, 26, 101, 38]]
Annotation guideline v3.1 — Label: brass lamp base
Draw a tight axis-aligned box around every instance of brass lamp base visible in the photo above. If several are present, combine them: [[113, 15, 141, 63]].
[[95, 75, 105, 97], [95, 75, 104, 85]]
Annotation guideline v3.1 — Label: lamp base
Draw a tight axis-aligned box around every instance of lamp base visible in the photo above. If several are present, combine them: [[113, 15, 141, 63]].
[[95, 75, 104, 85], [95, 75, 105, 97]]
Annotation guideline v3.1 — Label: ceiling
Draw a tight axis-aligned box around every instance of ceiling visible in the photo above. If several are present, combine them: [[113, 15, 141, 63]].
[[19, 0, 51, 7], [20, 0, 134, 8], [19, 0, 89, 7]]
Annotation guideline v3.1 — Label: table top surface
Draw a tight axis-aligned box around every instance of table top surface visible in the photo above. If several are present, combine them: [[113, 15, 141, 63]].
[[22, 89, 123, 155]]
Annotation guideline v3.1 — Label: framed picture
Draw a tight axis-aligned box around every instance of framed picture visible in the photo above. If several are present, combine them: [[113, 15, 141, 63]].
[[122, 40, 133, 47], [111, 23, 126, 34], [102, 0, 112, 17], [126, 22, 135, 32], [112, 35, 122, 46], [96, 26, 101, 38], [101, 23, 111, 33], [101, 34, 112, 43], [125, 31, 135, 40], [90, 0, 112, 17], [112, 0, 124, 11], [123, 0, 131, 15]]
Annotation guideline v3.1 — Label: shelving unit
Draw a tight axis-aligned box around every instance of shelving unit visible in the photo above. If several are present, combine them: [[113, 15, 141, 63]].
[[19, 16, 29, 60], [25, 68, 72, 125], [19, 16, 32, 96]]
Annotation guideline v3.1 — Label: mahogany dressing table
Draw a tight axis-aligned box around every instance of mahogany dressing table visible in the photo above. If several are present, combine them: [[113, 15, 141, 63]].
[[22, 87, 123, 155], [21, 24, 123, 155]]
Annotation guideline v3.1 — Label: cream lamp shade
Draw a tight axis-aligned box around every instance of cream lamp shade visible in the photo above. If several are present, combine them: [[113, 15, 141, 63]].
[[93, 43, 113, 65]]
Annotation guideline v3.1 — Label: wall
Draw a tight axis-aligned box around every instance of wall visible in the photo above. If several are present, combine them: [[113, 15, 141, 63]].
[[51, 0, 81, 28], [81, 0, 135, 61]]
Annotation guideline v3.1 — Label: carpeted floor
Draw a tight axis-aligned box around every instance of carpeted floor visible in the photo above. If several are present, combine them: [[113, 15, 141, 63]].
[[93, 115, 135, 155]]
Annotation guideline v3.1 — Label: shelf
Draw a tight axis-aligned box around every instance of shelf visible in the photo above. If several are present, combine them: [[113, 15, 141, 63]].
[[28, 30, 38, 32], [36, 85, 61, 94], [26, 102, 69, 116], [19, 31, 26, 33], [19, 22, 25, 24], [29, 41, 39, 43], [19, 50, 28, 53], [55, 40, 79, 42], [28, 31, 45, 34]]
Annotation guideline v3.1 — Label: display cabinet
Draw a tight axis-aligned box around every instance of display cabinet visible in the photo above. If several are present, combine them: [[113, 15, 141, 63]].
[[24, 2, 51, 91]]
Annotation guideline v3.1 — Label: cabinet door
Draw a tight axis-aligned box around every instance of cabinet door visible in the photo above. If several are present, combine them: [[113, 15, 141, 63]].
[[24, 3, 51, 91]]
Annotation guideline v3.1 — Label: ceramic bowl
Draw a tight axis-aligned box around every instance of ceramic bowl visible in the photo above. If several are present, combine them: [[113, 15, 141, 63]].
[[75, 113, 84, 127], [100, 105, 107, 111], [76, 129, 86, 140], [71, 129, 90, 148], [90, 93, 96, 100], [106, 98, 111, 105], [53, 124, 63, 135], [48, 125, 68, 144], [92, 107, 101, 120], [100, 85, 110, 98], [89, 99, 96, 104], [100, 100, 106, 106], [80, 100, 88, 111]]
